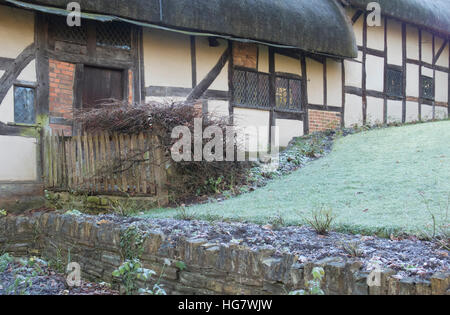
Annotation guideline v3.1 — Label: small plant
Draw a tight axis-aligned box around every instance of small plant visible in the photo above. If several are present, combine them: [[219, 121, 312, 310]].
[[339, 240, 364, 258], [303, 206, 335, 235], [120, 226, 147, 261], [419, 192, 449, 250], [289, 267, 325, 295], [269, 213, 286, 230], [110, 194, 144, 217], [0, 209, 7, 217], [0, 253, 13, 272], [112, 259, 169, 295], [174, 205, 197, 221]]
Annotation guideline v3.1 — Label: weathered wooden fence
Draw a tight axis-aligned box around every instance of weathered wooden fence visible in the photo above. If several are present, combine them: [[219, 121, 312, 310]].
[[43, 131, 168, 198]]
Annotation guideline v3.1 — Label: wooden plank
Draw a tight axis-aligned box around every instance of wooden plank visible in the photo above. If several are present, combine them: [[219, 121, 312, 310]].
[[71, 136, 77, 188], [130, 134, 141, 193], [99, 131, 107, 192], [52, 133, 58, 188], [138, 132, 146, 194], [83, 133, 89, 190], [76, 134, 83, 190], [119, 134, 128, 193], [113, 133, 121, 192]]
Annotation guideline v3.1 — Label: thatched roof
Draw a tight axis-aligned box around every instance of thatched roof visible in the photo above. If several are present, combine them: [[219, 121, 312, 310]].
[[7, 0, 358, 58], [346, 0, 450, 36]]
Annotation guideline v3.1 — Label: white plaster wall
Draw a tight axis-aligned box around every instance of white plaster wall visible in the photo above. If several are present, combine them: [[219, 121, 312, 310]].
[[143, 29, 192, 88], [366, 96, 384, 125], [344, 94, 363, 127], [258, 45, 269, 73], [145, 96, 185, 104], [0, 5, 34, 59], [422, 67, 433, 78], [366, 54, 384, 92], [0, 136, 37, 181], [0, 87, 14, 124], [275, 54, 301, 76], [421, 31, 433, 64], [435, 106, 448, 120], [196, 37, 228, 91], [17, 60, 36, 82], [326, 59, 342, 107], [435, 37, 449, 68], [276, 119, 304, 147], [405, 101, 419, 122], [435, 71, 448, 103], [306, 58, 324, 105], [406, 63, 419, 97], [208, 100, 229, 118], [353, 12, 364, 46], [386, 19, 403, 66], [344, 60, 362, 88], [421, 105, 433, 121], [367, 18, 385, 51], [233, 108, 270, 151], [387, 100, 402, 123], [406, 25, 419, 60]]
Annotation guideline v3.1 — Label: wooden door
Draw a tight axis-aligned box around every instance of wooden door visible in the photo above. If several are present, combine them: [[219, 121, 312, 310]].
[[82, 66, 124, 109]]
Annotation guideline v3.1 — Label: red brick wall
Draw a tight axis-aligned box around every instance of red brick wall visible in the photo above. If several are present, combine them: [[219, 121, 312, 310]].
[[49, 59, 75, 135], [308, 109, 341, 133]]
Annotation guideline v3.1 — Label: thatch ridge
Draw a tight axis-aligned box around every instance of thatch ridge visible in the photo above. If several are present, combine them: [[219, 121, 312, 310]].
[[347, 0, 450, 36], [10, 0, 358, 58]]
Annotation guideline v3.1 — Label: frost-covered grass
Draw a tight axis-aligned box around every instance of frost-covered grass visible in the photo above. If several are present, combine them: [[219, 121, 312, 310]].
[[142, 121, 450, 237]]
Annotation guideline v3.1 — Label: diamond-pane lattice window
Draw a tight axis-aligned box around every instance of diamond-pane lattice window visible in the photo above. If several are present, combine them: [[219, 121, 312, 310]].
[[421, 76, 434, 100], [232, 68, 270, 109], [49, 17, 87, 45], [386, 68, 403, 97], [96, 22, 131, 50], [14, 86, 35, 124], [276, 76, 302, 112]]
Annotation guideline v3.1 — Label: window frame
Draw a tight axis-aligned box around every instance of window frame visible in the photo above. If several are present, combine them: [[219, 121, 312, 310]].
[[386, 66, 403, 98], [231, 66, 304, 113], [13, 84, 36, 125], [420, 75, 435, 101]]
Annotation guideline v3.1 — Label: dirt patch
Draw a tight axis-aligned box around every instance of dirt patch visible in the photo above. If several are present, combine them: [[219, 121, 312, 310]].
[[91, 214, 450, 280]]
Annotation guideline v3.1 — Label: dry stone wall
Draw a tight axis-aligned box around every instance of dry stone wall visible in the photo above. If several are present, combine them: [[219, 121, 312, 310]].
[[0, 213, 448, 295]]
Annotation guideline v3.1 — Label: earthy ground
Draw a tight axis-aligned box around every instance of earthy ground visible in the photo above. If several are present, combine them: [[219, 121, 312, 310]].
[[0, 255, 117, 295], [99, 214, 449, 280]]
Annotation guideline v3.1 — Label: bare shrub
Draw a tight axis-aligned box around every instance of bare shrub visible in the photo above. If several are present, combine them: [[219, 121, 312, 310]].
[[303, 206, 335, 235], [75, 100, 254, 200]]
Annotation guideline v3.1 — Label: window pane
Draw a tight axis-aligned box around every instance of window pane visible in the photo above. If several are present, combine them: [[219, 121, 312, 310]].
[[232, 68, 270, 109], [386, 68, 403, 97], [276, 76, 302, 112], [96, 22, 131, 50], [421, 76, 434, 100], [14, 86, 35, 124]]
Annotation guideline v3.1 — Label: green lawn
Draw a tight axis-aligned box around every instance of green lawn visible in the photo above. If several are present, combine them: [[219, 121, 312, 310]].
[[142, 121, 450, 236]]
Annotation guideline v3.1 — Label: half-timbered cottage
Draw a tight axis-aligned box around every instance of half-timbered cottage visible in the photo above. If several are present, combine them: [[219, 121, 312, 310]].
[[0, 0, 448, 210]]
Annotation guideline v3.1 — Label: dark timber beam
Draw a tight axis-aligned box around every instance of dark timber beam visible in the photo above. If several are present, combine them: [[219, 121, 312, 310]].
[[0, 43, 36, 105], [187, 48, 230, 102]]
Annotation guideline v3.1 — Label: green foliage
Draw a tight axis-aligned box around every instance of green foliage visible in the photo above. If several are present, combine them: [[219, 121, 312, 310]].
[[289, 267, 325, 295], [0, 253, 13, 272], [120, 226, 147, 261], [112, 259, 159, 295], [175, 261, 187, 271], [303, 206, 335, 235], [0, 209, 6, 217]]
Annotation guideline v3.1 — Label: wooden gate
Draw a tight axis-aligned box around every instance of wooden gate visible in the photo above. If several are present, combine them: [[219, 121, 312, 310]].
[[43, 131, 168, 198]]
